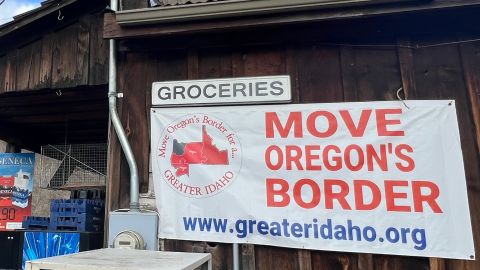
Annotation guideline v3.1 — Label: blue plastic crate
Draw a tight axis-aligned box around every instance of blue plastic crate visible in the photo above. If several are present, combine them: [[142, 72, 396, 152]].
[[71, 190, 105, 200], [49, 213, 103, 232], [22, 216, 50, 230], [50, 199, 105, 216]]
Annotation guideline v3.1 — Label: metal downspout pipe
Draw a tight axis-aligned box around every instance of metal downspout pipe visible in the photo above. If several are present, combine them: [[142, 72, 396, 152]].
[[108, 0, 140, 211], [109, 2, 239, 268], [233, 243, 240, 270]]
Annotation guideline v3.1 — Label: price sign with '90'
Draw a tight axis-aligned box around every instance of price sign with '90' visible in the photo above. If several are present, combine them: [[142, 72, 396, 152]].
[[0, 153, 35, 231]]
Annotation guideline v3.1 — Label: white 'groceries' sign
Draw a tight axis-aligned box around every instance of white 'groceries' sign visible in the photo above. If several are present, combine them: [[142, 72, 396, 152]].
[[150, 100, 474, 260], [152, 75, 291, 106]]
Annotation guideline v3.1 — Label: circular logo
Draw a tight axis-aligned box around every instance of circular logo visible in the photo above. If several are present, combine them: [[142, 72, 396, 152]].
[[156, 114, 242, 198]]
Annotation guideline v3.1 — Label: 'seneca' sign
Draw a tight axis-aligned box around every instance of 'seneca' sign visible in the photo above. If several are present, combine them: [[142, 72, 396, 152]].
[[152, 75, 291, 106], [0, 153, 35, 231], [150, 101, 474, 259]]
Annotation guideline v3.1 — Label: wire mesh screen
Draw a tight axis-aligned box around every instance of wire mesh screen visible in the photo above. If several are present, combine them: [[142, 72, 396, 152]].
[[40, 144, 107, 190]]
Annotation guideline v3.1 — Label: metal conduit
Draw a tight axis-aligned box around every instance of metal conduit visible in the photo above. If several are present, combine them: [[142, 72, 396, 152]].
[[108, 0, 140, 211]]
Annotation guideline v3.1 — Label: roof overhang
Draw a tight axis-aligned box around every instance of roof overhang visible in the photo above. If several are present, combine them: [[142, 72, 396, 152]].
[[116, 0, 421, 25], [0, 0, 77, 39], [104, 0, 480, 39]]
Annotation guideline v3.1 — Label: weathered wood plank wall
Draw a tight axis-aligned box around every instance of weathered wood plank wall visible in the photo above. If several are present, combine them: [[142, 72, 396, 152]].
[[110, 9, 480, 270], [0, 14, 108, 93]]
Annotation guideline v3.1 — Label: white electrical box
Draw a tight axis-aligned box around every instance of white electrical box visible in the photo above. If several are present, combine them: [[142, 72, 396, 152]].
[[108, 211, 158, 251]]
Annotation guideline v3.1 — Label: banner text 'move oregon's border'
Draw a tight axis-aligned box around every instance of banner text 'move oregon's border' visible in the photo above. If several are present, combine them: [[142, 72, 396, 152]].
[[263, 108, 442, 214]]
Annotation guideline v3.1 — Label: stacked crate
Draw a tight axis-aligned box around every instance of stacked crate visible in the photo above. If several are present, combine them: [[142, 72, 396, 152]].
[[48, 199, 105, 232], [70, 189, 105, 200], [22, 216, 50, 230]]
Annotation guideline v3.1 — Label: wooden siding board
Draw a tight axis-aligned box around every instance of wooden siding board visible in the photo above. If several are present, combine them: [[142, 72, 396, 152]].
[[232, 51, 245, 77], [39, 33, 54, 89], [347, 47, 402, 101], [198, 48, 233, 79], [459, 42, 480, 269], [298, 250, 313, 270], [229, 46, 287, 78], [397, 39, 417, 99], [76, 16, 91, 86], [296, 44, 343, 103], [28, 41, 43, 90], [155, 49, 189, 81], [340, 46, 358, 101], [15, 45, 30, 91], [430, 258, 447, 270], [89, 15, 109, 85], [241, 244, 256, 270], [243, 46, 286, 77], [106, 122, 123, 212], [285, 46, 300, 104], [311, 252, 358, 270], [459, 41, 480, 156], [4, 51, 17, 92], [208, 243, 233, 270], [2, 14, 107, 92], [52, 23, 79, 88], [119, 53, 150, 195], [187, 49, 199, 79], [357, 254, 373, 270], [15, 40, 42, 91], [255, 246, 298, 270]]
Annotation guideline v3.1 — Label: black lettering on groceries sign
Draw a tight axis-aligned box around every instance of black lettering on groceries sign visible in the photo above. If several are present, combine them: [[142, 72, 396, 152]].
[[152, 75, 291, 107]]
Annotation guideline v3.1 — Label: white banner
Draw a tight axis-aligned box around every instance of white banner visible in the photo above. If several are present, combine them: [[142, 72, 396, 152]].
[[151, 100, 474, 260]]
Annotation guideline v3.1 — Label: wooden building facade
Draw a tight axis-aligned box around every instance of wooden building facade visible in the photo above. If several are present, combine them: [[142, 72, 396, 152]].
[[0, 0, 109, 151], [1, 0, 478, 269], [105, 0, 480, 270]]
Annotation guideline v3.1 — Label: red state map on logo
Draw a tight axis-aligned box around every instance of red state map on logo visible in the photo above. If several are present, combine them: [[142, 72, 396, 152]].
[[171, 125, 229, 177]]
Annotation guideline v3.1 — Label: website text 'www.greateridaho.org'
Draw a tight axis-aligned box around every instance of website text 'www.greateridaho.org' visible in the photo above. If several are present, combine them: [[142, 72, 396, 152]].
[[182, 216, 427, 250]]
